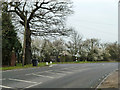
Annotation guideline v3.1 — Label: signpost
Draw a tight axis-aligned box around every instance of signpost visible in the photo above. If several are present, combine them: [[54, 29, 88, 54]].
[[75, 52, 80, 62]]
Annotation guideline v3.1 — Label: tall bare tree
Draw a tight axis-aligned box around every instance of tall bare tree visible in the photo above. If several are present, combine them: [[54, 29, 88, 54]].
[[66, 29, 82, 56], [2, 1, 73, 65]]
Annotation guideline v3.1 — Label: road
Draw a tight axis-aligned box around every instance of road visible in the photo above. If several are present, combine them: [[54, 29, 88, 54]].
[[1, 63, 118, 89]]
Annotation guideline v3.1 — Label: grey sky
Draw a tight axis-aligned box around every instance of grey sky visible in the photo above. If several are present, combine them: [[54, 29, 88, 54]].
[[66, 0, 118, 43]]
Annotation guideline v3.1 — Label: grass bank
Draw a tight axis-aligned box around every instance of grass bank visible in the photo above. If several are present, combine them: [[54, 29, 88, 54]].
[[1, 61, 117, 71], [53, 61, 117, 64], [1, 62, 46, 71]]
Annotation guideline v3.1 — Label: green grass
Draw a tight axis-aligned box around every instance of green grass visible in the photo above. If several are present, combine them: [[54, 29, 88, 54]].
[[53, 61, 117, 64], [1, 62, 47, 71], [1, 61, 117, 71]]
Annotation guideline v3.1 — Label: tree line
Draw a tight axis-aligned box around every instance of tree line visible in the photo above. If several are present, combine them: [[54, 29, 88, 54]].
[[31, 30, 119, 62]]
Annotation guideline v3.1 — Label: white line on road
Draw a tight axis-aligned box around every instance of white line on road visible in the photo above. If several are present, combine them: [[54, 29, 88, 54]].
[[96, 70, 116, 89], [44, 70, 53, 72], [63, 67, 77, 70], [75, 68, 90, 71], [60, 68, 90, 74], [44, 71, 66, 76], [26, 68, 90, 78], [0, 78, 6, 81], [49, 65, 53, 67], [62, 68, 69, 70], [25, 73, 34, 76], [59, 71, 73, 74], [62, 66, 88, 71], [32, 73, 54, 79], [31, 70, 54, 74], [49, 64, 57, 67], [25, 82, 42, 88], [25, 70, 54, 76], [8, 78, 37, 84], [0, 85, 12, 88]]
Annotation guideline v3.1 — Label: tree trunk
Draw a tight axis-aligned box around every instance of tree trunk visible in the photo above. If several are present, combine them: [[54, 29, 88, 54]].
[[24, 25, 32, 65]]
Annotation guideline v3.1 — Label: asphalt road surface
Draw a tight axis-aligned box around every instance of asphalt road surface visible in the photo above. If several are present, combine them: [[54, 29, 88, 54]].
[[1, 63, 118, 89]]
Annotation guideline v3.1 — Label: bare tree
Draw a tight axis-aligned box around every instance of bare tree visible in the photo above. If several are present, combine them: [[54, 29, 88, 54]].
[[82, 38, 100, 61], [31, 37, 43, 58], [40, 39, 54, 62], [2, 1, 73, 65], [52, 38, 65, 61], [66, 29, 83, 56]]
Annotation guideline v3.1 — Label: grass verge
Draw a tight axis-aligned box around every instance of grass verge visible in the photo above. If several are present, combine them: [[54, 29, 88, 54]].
[[1, 62, 46, 71], [53, 61, 117, 64], [1, 61, 117, 71]]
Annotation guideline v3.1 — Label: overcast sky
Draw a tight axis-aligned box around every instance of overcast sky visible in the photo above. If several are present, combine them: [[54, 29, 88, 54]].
[[66, 0, 118, 43]]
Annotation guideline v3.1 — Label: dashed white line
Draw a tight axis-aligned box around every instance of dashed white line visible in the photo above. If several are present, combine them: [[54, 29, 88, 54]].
[[61, 68, 90, 74], [44, 70, 53, 72], [0, 85, 12, 88], [59, 71, 73, 74], [45, 71, 66, 76], [63, 68, 69, 70], [25, 73, 34, 76], [49, 65, 53, 67], [8, 78, 37, 84], [31, 73, 54, 79], [25, 70, 54, 75], [25, 82, 42, 88], [0, 78, 6, 81]]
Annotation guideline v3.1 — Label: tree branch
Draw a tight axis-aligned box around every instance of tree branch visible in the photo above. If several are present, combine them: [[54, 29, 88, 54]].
[[8, 2, 25, 21], [28, 1, 51, 22]]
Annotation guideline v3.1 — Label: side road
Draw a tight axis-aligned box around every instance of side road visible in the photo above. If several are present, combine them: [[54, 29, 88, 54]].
[[98, 70, 119, 88]]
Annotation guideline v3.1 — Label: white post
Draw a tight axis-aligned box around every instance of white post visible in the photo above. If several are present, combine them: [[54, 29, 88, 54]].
[[76, 57, 77, 62], [50, 61, 52, 64], [46, 62, 48, 66]]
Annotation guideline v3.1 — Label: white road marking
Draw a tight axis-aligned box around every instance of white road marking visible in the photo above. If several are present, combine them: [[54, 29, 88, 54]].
[[96, 71, 116, 89], [43, 70, 53, 73], [31, 73, 54, 79], [25, 82, 42, 88], [25, 68, 90, 78], [45, 71, 66, 76], [25, 70, 54, 75], [25, 73, 34, 76], [63, 67, 76, 70], [49, 64, 57, 67], [63, 67, 89, 71], [63, 68, 69, 69], [59, 71, 73, 74], [0, 85, 12, 88], [0, 78, 6, 80], [8, 78, 37, 84], [49, 65, 53, 67]]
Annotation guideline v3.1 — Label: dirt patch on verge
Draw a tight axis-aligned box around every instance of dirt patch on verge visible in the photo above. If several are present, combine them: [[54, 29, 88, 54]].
[[98, 70, 119, 88]]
